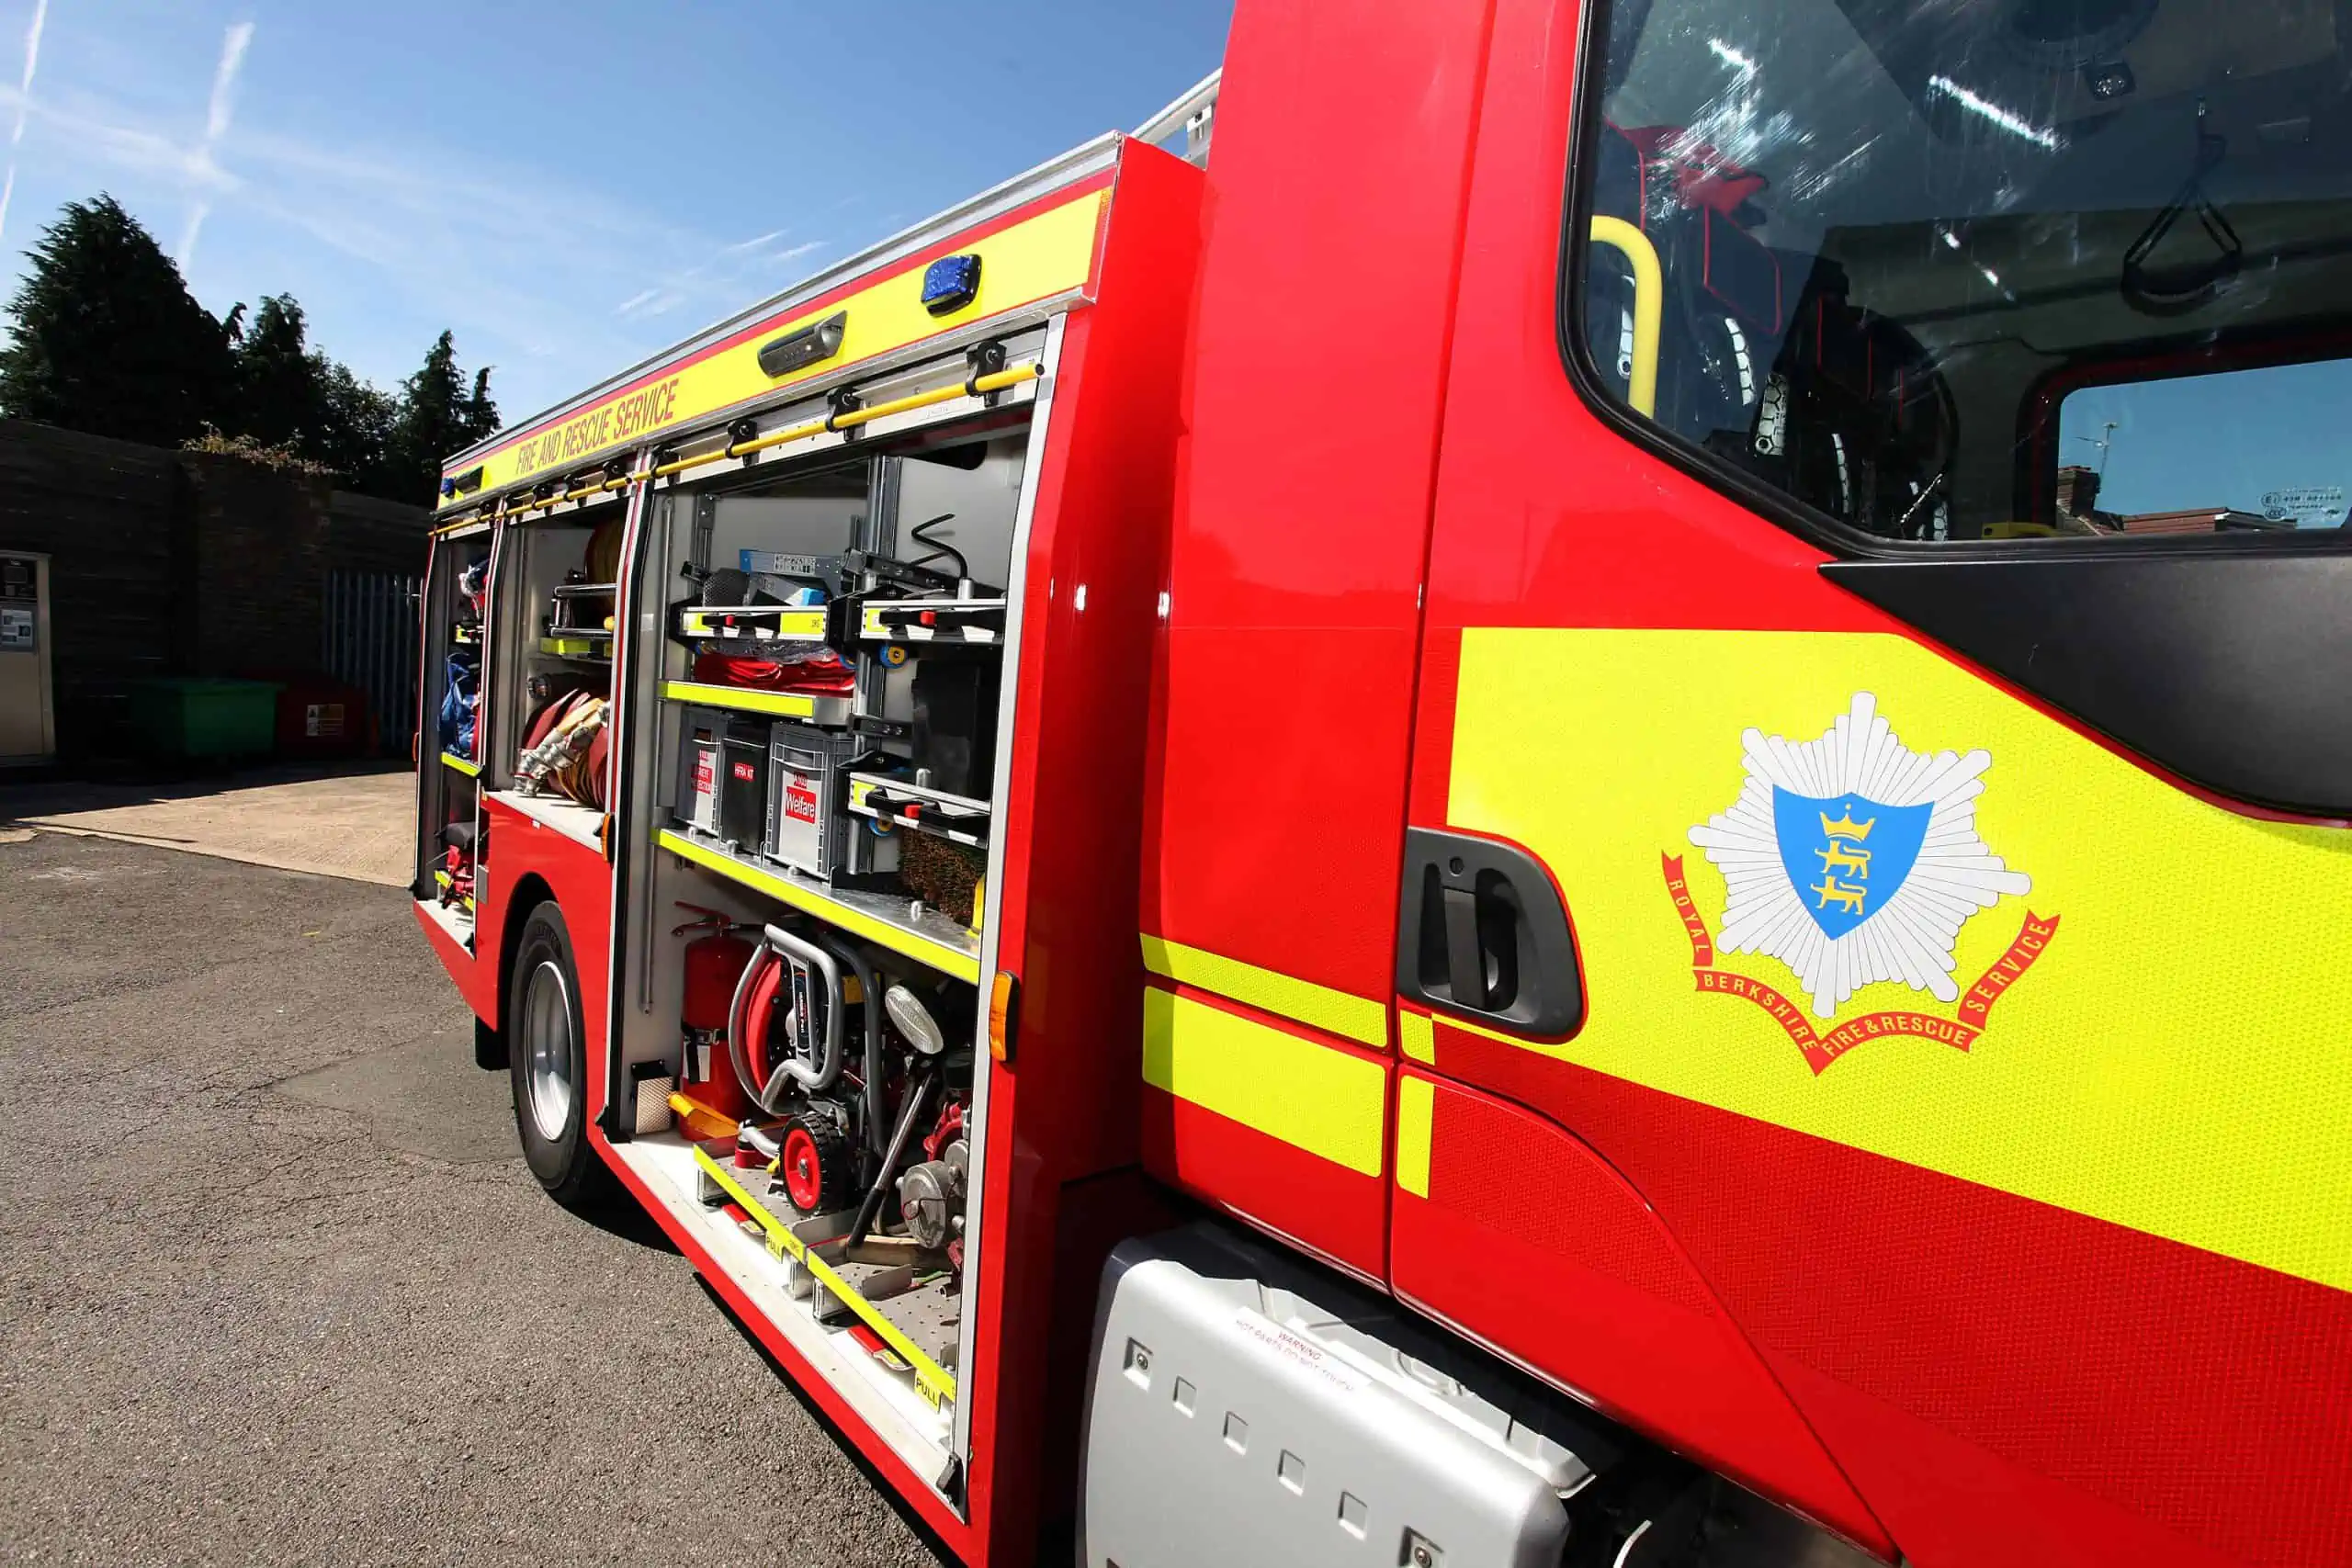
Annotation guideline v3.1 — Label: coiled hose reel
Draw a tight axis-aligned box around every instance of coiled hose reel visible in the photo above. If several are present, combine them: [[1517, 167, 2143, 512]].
[[725, 923, 888, 1143]]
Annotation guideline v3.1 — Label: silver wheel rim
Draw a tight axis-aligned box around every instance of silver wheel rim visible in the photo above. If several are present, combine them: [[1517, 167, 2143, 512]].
[[521, 958, 574, 1144]]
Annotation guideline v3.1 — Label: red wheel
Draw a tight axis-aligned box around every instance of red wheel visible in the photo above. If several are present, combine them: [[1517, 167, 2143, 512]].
[[776, 1114, 852, 1215]]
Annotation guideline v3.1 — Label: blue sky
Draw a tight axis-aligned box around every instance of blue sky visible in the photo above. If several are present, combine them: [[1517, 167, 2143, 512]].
[[2059, 359, 2352, 526], [0, 0, 1231, 426]]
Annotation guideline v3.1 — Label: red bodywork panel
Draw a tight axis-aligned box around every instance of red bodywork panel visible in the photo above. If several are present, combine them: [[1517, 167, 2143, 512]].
[[1386, 0, 2352, 1563], [1392, 1066, 1883, 1550]]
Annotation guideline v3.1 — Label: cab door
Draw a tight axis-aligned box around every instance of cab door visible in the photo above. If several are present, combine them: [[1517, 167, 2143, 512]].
[[1396, 2, 2352, 1565]]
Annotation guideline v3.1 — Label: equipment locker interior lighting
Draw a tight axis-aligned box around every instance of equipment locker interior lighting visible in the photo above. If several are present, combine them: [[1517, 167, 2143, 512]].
[[757, 310, 849, 378]]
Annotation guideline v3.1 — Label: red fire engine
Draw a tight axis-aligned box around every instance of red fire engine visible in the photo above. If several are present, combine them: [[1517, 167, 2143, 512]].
[[413, 3, 2352, 1563]]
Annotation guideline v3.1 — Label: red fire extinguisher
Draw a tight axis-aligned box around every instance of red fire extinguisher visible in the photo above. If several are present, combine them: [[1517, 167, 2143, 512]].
[[673, 905, 755, 1122]]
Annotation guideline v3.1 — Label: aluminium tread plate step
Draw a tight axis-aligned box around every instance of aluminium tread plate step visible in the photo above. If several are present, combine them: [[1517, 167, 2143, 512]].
[[612, 1134, 956, 1490], [692, 1144, 959, 1406], [721, 1158, 964, 1374]]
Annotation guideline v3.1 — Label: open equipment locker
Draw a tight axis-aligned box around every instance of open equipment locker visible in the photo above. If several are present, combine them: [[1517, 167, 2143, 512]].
[[410, 131, 1204, 1561]]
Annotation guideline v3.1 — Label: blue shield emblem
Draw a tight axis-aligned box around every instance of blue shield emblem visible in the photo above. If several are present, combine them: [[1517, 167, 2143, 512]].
[[1772, 788, 1933, 940]]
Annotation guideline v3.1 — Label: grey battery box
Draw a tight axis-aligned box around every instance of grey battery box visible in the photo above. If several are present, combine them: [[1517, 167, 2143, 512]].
[[676, 705, 770, 850], [1081, 1222, 1620, 1568], [676, 706, 727, 837]]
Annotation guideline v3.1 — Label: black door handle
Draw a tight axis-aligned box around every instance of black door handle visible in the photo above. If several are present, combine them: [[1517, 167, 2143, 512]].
[[1396, 828, 1583, 1038]]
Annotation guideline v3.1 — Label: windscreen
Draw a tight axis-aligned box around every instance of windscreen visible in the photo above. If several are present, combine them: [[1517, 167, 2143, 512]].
[[1574, 0, 2352, 541]]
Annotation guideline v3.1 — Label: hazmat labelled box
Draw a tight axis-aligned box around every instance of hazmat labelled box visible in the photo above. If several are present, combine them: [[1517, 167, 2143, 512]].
[[677, 705, 778, 852], [676, 705, 726, 836]]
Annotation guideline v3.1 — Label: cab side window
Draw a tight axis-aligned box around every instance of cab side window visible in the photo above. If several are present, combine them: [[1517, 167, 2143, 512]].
[[1569, 0, 2352, 545]]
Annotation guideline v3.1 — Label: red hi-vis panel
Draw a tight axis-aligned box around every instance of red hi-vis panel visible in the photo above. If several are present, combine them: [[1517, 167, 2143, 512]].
[[1390, 1068, 1892, 1558]]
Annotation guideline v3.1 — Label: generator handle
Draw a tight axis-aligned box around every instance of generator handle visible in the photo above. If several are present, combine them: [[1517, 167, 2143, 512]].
[[761, 924, 845, 1094]]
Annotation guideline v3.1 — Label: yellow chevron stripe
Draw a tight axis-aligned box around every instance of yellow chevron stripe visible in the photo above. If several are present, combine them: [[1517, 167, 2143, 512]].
[[1143, 988, 1386, 1176], [1140, 933, 1388, 1047]]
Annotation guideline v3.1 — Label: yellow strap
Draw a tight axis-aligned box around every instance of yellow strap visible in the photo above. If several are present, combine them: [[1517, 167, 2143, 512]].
[[1143, 988, 1387, 1176]]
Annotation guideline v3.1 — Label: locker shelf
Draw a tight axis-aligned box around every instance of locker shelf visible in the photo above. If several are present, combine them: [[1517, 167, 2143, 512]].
[[662, 680, 854, 727], [539, 633, 611, 660], [655, 825, 981, 983], [858, 598, 1006, 645], [848, 773, 990, 849], [489, 788, 607, 854]]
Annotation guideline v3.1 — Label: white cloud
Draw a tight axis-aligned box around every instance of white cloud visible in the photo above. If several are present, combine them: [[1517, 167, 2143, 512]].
[[12, 0, 45, 148]]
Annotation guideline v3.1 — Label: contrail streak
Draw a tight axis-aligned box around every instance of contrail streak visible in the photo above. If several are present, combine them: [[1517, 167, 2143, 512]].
[[0, 0, 52, 245], [179, 18, 253, 269]]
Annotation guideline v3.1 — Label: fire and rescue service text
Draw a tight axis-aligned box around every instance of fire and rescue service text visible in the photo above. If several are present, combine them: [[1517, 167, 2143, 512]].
[[509, 375, 684, 477]]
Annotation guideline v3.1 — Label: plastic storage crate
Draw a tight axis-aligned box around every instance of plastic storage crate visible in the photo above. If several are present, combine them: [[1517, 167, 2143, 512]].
[[765, 723, 878, 877]]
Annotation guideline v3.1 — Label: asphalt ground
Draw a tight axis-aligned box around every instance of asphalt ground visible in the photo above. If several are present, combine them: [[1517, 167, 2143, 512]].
[[0, 829, 944, 1568]]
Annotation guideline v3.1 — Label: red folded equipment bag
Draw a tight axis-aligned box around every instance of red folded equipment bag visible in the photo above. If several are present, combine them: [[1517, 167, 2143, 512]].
[[692, 649, 854, 695]]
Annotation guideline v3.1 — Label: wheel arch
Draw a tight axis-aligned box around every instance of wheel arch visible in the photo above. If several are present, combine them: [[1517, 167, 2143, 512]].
[[496, 873, 559, 1031]]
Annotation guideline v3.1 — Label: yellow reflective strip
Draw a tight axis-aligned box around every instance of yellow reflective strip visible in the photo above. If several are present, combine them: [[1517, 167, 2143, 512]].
[[1452, 626, 2352, 1291], [1142, 988, 1386, 1176], [1398, 1010, 1436, 1065], [442, 188, 1103, 507], [1139, 933, 1388, 1047], [661, 681, 820, 718], [691, 1147, 956, 1406], [679, 608, 828, 640], [1395, 1076, 1434, 1198], [656, 828, 980, 984], [440, 751, 481, 778]]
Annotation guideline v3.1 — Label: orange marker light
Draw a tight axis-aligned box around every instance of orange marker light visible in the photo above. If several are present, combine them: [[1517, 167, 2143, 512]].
[[988, 971, 1019, 1064]]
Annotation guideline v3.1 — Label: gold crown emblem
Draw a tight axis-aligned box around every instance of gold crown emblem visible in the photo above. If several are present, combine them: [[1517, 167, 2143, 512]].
[[1819, 808, 1876, 841]]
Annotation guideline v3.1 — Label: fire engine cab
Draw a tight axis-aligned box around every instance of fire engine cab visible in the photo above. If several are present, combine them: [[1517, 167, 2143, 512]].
[[413, 3, 2352, 1564]]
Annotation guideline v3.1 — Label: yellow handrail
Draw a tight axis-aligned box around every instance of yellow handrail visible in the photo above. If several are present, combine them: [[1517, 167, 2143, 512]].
[[1588, 215, 1662, 418]]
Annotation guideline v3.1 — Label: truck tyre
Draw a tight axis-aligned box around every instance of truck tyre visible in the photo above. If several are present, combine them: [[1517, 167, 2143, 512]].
[[507, 901, 610, 1209]]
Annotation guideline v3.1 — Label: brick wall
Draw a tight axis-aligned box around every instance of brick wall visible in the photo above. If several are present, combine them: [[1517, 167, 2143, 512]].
[[0, 421, 189, 754], [0, 418, 432, 759]]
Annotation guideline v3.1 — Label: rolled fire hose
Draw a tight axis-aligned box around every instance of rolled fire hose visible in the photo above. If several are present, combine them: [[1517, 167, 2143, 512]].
[[725, 923, 846, 1112]]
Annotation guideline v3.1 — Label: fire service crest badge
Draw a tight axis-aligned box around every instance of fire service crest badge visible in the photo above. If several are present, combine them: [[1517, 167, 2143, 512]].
[[1663, 693, 2057, 1074]]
